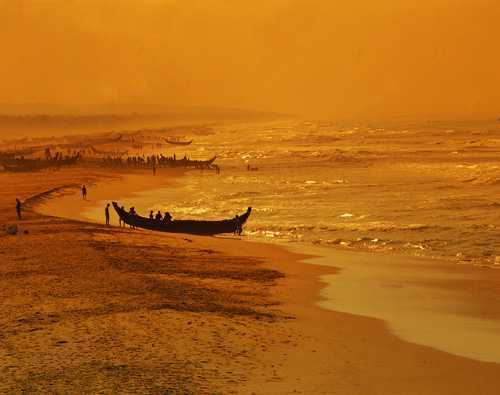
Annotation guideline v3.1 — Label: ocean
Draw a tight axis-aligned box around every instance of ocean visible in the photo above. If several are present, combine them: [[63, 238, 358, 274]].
[[70, 118, 500, 362], [102, 119, 499, 267]]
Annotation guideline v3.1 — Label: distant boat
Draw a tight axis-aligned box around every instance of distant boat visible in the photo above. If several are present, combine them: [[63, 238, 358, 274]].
[[170, 155, 216, 168], [1, 155, 80, 172], [112, 202, 251, 235], [165, 138, 193, 146]]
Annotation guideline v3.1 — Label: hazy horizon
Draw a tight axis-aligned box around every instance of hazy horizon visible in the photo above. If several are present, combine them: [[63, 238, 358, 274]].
[[2, 0, 500, 120]]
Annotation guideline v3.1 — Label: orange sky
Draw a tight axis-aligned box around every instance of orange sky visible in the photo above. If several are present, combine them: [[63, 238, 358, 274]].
[[1, 0, 499, 120]]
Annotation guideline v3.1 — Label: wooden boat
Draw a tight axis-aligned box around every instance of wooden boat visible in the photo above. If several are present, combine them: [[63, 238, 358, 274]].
[[1, 155, 80, 172], [0, 148, 34, 157], [154, 155, 216, 168], [173, 155, 216, 168], [165, 138, 193, 146], [112, 202, 252, 235]]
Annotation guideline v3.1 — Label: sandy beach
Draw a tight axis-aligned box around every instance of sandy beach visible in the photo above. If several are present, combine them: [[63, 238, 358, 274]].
[[0, 167, 499, 393], [2, 1, 500, 392]]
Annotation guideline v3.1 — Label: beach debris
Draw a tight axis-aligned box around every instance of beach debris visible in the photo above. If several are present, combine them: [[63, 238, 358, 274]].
[[5, 225, 18, 235]]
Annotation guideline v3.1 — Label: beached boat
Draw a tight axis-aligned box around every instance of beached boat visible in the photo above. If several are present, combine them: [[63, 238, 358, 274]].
[[173, 155, 216, 168], [165, 138, 193, 146], [112, 202, 251, 235], [1, 155, 80, 172], [155, 155, 217, 168]]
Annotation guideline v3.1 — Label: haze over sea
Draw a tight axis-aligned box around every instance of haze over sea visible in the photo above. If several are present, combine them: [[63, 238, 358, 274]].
[[86, 119, 499, 268]]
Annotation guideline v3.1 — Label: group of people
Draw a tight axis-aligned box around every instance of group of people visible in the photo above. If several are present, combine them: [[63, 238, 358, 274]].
[[149, 209, 173, 223], [15, 193, 245, 236], [101, 153, 183, 168], [13, 183, 244, 236], [99, 153, 218, 171], [106, 204, 174, 228], [45, 148, 81, 161]]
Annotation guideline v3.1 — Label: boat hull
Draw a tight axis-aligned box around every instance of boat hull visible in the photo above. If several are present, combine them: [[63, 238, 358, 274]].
[[165, 138, 193, 145], [112, 202, 251, 235]]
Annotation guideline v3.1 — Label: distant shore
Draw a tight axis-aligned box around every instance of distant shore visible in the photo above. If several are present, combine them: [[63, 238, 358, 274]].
[[2, 166, 494, 393]]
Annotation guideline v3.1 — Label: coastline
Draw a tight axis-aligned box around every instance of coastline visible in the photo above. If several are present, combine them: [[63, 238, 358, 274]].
[[36, 170, 500, 363], [2, 168, 500, 392]]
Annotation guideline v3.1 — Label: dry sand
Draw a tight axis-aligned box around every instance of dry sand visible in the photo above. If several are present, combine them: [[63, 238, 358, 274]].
[[1, 167, 500, 394]]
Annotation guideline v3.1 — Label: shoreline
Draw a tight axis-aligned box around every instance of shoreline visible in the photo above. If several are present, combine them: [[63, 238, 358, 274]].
[[3, 167, 500, 392], [35, 169, 500, 364]]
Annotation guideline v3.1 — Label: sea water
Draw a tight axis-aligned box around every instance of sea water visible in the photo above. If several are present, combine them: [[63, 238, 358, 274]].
[[78, 119, 500, 362], [114, 119, 499, 267]]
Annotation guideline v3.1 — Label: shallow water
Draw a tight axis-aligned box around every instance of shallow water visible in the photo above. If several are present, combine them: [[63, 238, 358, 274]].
[[288, 243, 500, 363], [92, 119, 499, 267]]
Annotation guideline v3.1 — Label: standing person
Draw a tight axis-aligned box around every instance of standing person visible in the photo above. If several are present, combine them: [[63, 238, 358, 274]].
[[234, 215, 242, 235], [119, 206, 125, 227], [152, 163, 156, 175], [149, 210, 154, 220], [82, 185, 87, 200], [129, 207, 136, 229], [105, 203, 110, 225], [16, 198, 22, 220]]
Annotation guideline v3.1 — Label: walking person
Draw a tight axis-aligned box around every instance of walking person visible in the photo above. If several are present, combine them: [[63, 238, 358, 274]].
[[105, 203, 110, 225], [16, 198, 22, 220], [82, 185, 87, 200]]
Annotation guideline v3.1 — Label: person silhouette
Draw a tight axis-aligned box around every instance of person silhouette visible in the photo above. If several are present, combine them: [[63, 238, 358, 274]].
[[119, 206, 125, 227], [82, 185, 87, 200], [234, 215, 242, 235], [16, 198, 22, 220], [105, 203, 110, 225]]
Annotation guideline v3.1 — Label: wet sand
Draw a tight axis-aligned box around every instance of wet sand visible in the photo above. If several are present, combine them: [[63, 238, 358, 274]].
[[1, 167, 500, 393]]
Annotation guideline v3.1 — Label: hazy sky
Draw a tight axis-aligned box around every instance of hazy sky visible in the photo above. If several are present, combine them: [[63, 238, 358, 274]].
[[1, 0, 499, 119]]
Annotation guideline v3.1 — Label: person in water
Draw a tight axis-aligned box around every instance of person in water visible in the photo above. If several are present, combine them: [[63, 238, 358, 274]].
[[149, 210, 154, 220], [16, 198, 22, 220], [155, 210, 163, 221], [105, 203, 110, 225], [81, 185, 87, 200]]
